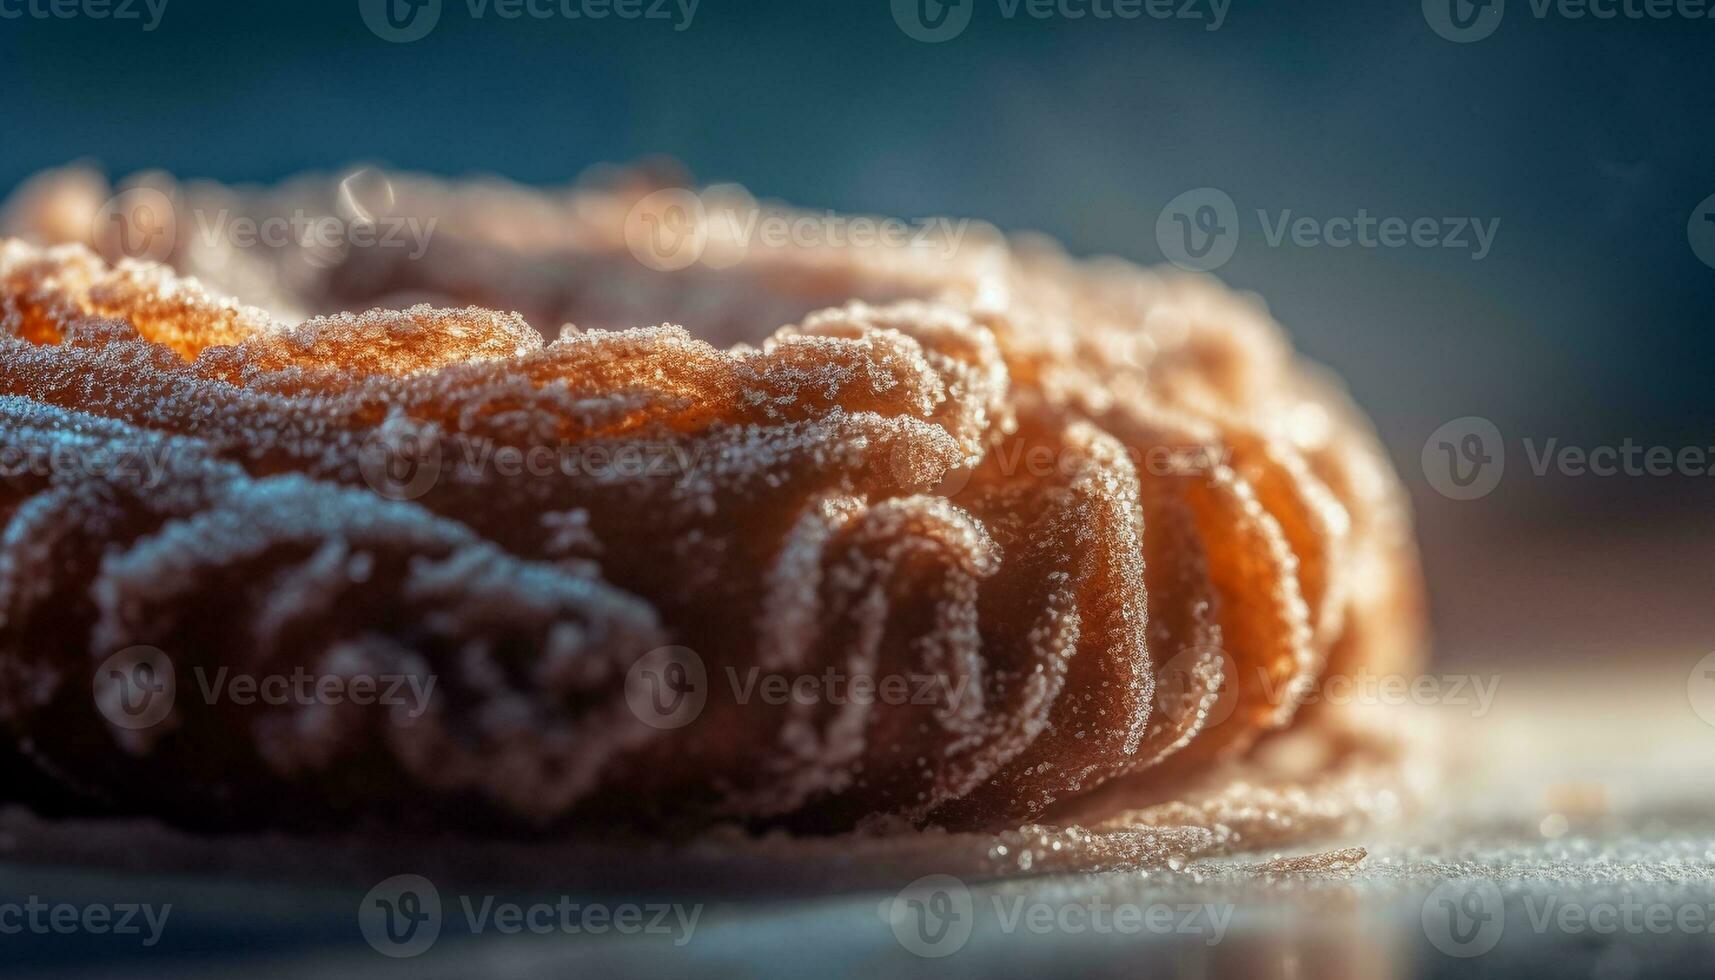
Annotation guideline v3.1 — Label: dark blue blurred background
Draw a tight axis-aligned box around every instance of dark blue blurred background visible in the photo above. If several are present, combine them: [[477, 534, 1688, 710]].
[[3, 0, 1712, 663]]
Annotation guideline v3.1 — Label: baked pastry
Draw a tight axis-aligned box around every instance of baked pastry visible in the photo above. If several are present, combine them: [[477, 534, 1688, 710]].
[[0, 167, 1423, 839]]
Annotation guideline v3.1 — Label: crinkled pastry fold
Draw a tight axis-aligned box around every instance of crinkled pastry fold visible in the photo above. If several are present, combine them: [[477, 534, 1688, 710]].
[[0, 168, 1423, 836]]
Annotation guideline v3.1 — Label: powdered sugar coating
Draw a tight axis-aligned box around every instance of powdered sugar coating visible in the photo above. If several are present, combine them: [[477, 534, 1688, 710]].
[[0, 168, 1423, 836]]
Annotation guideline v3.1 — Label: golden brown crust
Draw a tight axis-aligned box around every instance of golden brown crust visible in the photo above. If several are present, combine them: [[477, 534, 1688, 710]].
[[0, 168, 1424, 835]]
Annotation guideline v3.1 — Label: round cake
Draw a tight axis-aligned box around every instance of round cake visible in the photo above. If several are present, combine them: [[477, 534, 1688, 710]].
[[0, 167, 1423, 839]]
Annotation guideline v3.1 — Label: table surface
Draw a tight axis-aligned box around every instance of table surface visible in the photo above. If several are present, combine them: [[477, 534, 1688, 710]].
[[4, 665, 1713, 979]]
